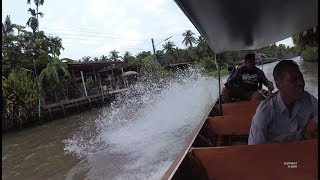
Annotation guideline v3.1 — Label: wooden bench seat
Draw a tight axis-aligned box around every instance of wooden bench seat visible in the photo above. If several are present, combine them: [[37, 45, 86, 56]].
[[207, 115, 254, 146], [220, 100, 261, 115], [207, 114, 254, 135], [190, 140, 318, 180]]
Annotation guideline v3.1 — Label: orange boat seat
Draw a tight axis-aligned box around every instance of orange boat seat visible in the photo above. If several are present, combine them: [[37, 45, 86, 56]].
[[221, 100, 261, 115], [212, 100, 261, 117], [190, 140, 318, 180], [207, 114, 254, 146]]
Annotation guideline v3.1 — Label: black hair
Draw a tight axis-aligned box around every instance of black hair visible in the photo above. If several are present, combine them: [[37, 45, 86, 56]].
[[273, 60, 300, 82], [244, 53, 255, 62]]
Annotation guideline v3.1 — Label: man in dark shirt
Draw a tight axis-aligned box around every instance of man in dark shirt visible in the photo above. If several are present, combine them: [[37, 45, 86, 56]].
[[222, 53, 274, 102]]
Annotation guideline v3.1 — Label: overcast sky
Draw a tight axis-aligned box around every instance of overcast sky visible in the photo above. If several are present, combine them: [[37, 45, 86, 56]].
[[3, 0, 294, 60]]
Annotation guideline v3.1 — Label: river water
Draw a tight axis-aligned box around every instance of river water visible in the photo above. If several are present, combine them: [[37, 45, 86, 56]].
[[2, 57, 317, 180]]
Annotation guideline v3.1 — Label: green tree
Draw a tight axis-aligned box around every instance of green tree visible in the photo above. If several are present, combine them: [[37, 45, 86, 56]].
[[163, 41, 176, 53], [47, 36, 64, 57], [292, 26, 318, 53], [163, 41, 177, 64], [27, 0, 44, 33], [123, 51, 135, 64], [81, 56, 91, 62], [100, 55, 108, 61], [196, 35, 212, 59], [38, 58, 70, 102], [2, 16, 24, 76], [136, 51, 152, 60], [182, 30, 196, 48], [109, 50, 120, 61], [2, 70, 39, 130], [93, 57, 99, 62]]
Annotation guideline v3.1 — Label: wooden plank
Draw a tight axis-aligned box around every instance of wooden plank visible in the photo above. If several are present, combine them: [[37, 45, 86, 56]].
[[162, 96, 219, 180], [191, 140, 318, 180], [207, 115, 253, 135], [42, 89, 127, 109], [218, 100, 261, 116]]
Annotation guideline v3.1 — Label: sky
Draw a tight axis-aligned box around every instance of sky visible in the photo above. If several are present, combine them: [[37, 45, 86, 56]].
[[3, 0, 294, 60]]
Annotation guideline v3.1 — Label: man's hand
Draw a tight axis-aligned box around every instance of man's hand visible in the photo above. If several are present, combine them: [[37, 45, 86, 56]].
[[304, 120, 318, 140]]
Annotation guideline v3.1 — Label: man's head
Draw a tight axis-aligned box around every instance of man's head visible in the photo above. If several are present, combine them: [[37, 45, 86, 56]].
[[244, 53, 256, 69], [273, 60, 305, 101]]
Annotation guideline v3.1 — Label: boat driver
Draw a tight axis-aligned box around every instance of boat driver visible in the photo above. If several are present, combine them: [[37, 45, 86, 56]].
[[248, 60, 318, 144], [222, 53, 274, 102]]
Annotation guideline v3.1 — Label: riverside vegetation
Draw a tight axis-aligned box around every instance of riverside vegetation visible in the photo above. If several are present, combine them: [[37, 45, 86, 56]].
[[2, 0, 318, 132]]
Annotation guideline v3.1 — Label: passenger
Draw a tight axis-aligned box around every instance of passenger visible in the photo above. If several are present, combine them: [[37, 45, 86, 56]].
[[222, 53, 274, 102], [226, 63, 236, 82], [248, 60, 318, 145]]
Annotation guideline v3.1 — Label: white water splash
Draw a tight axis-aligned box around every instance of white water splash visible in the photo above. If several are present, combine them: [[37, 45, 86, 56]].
[[63, 68, 219, 179]]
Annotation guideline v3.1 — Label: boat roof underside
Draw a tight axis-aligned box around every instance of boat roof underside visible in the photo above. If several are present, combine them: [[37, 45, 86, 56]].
[[174, 0, 318, 54]]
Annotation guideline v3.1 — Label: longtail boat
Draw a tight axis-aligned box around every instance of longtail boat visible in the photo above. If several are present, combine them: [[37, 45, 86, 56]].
[[162, 0, 318, 179]]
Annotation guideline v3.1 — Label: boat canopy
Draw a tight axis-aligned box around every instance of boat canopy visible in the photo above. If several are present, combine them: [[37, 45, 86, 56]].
[[174, 0, 318, 54]]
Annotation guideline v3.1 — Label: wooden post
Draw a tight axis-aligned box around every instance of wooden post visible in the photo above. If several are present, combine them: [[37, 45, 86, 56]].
[[75, 101, 79, 112], [48, 108, 53, 120], [98, 72, 104, 100], [111, 68, 114, 80], [81, 71, 88, 97], [93, 66, 97, 81], [61, 105, 66, 117]]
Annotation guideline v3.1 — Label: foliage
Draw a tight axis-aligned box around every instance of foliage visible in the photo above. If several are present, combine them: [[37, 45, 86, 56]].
[[123, 51, 135, 64], [194, 57, 215, 71], [128, 55, 171, 78], [182, 30, 196, 48], [26, 0, 45, 33], [81, 56, 91, 62], [2, 16, 64, 77], [301, 46, 318, 62], [292, 26, 318, 53], [100, 55, 108, 61], [2, 70, 39, 130], [205, 68, 229, 78], [109, 50, 121, 61], [38, 58, 70, 102]]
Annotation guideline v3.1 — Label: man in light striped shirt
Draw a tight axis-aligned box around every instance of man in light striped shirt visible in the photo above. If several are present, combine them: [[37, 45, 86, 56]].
[[248, 60, 318, 145]]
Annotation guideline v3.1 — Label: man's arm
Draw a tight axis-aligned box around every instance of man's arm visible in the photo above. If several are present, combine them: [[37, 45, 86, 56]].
[[258, 69, 274, 92], [225, 68, 241, 87], [248, 108, 269, 145]]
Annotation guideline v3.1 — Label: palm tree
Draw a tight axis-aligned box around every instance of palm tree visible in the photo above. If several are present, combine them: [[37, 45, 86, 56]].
[[109, 50, 120, 61], [196, 35, 214, 59], [38, 58, 70, 102], [27, 0, 44, 32], [2, 16, 19, 60], [163, 41, 177, 64], [122, 51, 135, 63], [81, 56, 91, 62], [2, 15, 16, 36], [182, 30, 196, 48], [47, 36, 64, 57], [93, 57, 99, 62], [162, 41, 176, 53], [100, 55, 108, 61], [26, 0, 45, 77], [26, 8, 42, 33]]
